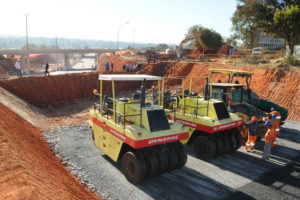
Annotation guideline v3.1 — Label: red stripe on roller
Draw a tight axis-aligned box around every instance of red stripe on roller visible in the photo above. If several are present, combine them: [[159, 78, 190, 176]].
[[90, 116, 189, 148], [167, 115, 242, 133]]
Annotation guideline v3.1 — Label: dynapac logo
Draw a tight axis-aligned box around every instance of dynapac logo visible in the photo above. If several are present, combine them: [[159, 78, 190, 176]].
[[217, 122, 236, 130], [175, 119, 197, 128], [148, 135, 179, 145], [109, 128, 126, 141]]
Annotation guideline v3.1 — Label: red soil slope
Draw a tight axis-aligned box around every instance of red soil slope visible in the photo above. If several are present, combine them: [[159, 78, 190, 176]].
[[0, 103, 100, 199], [145, 63, 300, 121], [0, 55, 299, 121]]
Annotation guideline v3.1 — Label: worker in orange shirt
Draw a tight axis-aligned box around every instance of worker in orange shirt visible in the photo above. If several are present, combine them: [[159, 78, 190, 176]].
[[245, 116, 259, 152], [270, 107, 281, 124], [262, 121, 275, 160], [270, 114, 280, 149]]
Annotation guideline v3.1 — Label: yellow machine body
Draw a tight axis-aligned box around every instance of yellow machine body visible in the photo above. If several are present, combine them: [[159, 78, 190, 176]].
[[89, 75, 189, 162]]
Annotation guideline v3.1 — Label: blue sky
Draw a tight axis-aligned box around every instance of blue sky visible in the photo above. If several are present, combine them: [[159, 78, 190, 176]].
[[1, 0, 237, 44]]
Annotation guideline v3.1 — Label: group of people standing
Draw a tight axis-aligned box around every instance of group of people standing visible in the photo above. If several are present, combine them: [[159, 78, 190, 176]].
[[122, 63, 143, 73], [244, 107, 281, 160], [104, 61, 143, 73]]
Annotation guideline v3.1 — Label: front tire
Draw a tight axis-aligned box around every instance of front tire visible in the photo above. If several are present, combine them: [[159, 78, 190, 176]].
[[192, 136, 214, 161], [121, 152, 147, 184]]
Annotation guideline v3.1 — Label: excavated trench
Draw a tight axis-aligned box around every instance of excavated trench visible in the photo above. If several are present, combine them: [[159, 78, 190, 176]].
[[0, 58, 299, 199]]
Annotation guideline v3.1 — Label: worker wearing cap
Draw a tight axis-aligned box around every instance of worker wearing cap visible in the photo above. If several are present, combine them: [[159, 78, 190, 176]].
[[262, 121, 275, 160], [271, 114, 280, 149], [244, 116, 259, 152]]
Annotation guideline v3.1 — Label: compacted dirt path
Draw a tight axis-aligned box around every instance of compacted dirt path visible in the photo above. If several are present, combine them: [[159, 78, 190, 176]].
[[0, 103, 100, 200]]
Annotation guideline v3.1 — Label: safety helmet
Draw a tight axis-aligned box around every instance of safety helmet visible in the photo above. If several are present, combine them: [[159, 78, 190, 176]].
[[251, 116, 257, 123], [271, 107, 275, 112], [265, 121, 271, 126], [271, 114, 277, 119]]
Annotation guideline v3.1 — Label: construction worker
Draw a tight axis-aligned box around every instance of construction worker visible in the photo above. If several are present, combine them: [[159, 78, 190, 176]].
[[262, 121, 275, 160], [245, 116, 259, 152], [270, 114, 280, 149], [270, 107, 281, 124]]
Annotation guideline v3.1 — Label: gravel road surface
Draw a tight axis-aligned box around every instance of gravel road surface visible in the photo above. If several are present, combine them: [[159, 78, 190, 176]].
[[44, 121, 300, 200]]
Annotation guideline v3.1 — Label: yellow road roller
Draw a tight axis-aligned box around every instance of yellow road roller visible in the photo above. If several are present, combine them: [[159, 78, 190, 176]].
[[158, 76, 243, 160], [89, 74, 189, 184]]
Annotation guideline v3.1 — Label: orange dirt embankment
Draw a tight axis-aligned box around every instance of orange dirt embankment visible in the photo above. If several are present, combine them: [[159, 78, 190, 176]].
[[0, 103, 100, 199], [1, 53, 299, 121], [98, 53, 139, 72], [0, 72, 140, 108], [97, 54, 300, 121], [141, 62, 300, 121]]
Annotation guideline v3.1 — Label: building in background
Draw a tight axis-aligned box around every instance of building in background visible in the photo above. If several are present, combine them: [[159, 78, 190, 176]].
[[257, 32, 284, 49]]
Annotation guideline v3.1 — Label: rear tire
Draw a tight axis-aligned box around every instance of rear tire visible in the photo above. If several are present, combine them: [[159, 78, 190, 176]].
[[192, 136, 213, 161], [145, 154, 160, 178], [229, 133, 238, 151], [223, 136, 231, 153], [121, 152, 147, 184], [91, 130, 95, 141], [167, 148, 179, 170], [215, 137, 225, 156], [158, 150, 169, 174], [175, 143, 187, 169]]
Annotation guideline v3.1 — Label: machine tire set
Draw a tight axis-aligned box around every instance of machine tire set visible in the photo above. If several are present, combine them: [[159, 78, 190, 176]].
[[89, 71, 287, 184]]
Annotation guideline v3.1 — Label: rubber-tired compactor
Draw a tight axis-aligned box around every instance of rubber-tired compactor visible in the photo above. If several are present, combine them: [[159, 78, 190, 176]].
[[159, 76, 243, 160], [89, 74, 189, 184]]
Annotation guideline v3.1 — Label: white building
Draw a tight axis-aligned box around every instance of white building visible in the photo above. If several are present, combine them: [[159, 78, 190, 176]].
[[257, 32, 285, 49]]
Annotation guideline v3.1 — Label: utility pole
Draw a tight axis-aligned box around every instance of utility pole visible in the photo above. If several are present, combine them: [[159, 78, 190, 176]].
[[117, 21, 129, 49], [133, 29, 135, 49], [24, 13, 30, 73], [56, 36, 58, 70]]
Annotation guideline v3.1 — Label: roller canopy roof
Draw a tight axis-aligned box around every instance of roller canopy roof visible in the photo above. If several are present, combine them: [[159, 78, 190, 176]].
[[208, 69, 254, 76], [98, 74, 162, 81]]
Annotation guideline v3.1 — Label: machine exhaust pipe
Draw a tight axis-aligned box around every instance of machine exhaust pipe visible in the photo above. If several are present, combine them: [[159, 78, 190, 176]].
[[204, 77, 210, 100], [141, 79, 146, 107]]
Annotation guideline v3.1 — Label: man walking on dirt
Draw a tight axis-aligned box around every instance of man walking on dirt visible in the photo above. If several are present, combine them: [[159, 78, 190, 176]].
[[15, 59, 22, 77], [110, 62, 114, 72], [45, 62, 50, 76]]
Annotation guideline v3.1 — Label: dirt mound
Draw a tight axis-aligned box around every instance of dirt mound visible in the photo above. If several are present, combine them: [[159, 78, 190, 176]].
[[99, 54, 139, 72], [217, 46, 232, 55], [0, 58, 15, 75], [185, 45, 232, 57], [115, 50, 135, 55], [140, 61, 300, 121], [0, 103, 100, 199]]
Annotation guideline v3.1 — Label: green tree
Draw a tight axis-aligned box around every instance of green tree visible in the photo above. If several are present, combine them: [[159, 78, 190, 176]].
[[231, 0, 265, 48], [156, 43, 169, 51], [232, 0, 300, 53], [180, 25, 223, 50], [272, 5, 300, 54], [225, 34, 239, 46]]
